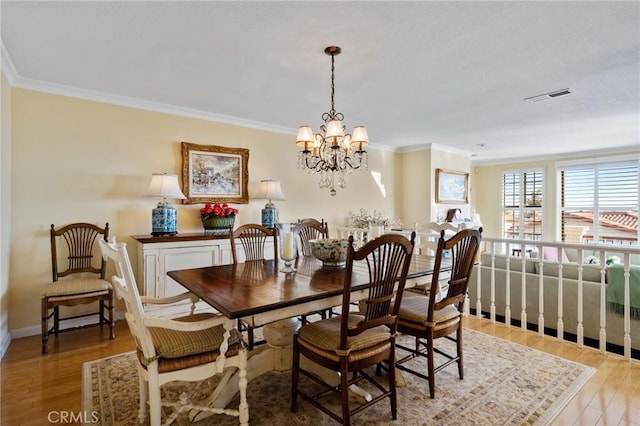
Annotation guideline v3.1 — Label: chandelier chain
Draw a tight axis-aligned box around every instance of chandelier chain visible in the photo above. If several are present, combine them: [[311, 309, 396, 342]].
[[330, 52, 336, 117]]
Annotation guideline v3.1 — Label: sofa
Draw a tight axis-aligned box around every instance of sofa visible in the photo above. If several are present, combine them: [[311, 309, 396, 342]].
[[468, 252, 640, 356]]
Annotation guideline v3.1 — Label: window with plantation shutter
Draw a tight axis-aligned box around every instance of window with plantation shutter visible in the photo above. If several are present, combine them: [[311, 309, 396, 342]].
[[502, 169, 543, 240], [560, 160, 639, 245]]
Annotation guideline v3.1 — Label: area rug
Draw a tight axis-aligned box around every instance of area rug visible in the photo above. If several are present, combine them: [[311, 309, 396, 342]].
[[82, 329, 594, 425]]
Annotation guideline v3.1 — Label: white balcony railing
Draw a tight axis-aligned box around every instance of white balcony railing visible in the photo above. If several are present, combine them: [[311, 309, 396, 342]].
[[467, 237, 640, 361]]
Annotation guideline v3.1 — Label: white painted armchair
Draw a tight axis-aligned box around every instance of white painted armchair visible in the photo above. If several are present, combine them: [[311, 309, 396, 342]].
[[98, 238, 248, 426]]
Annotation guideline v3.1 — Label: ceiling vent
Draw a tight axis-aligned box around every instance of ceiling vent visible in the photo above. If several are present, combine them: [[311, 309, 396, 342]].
[[524, 88, 572, 103]]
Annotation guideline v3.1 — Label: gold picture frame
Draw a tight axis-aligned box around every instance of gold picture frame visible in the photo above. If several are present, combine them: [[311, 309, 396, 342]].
[[181, 142, 249, 204], [435, 168, 469, 204]]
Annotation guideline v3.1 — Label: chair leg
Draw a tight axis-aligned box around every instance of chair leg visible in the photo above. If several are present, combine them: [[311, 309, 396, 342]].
[[247, 326, 255, 351], [53, 307, 60, 336], [41, 299, 49, 354], [427, 335, 435, 398], [107, 292, 115, 339], [389, 343, 397, 420], [138, 370, 149, 424], [340, 358, 350, 426], [457, 327, 464, 379], [99, 299, 105, 329], [147, 364, 162, 426], [290, 336, 300, 412]]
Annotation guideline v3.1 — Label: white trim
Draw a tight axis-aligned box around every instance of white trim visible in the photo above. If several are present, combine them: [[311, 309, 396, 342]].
[[472, 145, 640, 167], [11, 310, 125, 339], [556, 154, 640, 169], [398, 142, 474, 157], [10, 74, 298, 136], [0, 323, 10, 360], [0, 40, 18, 85]]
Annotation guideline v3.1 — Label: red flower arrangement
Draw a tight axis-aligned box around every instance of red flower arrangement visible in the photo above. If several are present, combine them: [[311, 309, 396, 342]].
[[199, 203, 239, 219]]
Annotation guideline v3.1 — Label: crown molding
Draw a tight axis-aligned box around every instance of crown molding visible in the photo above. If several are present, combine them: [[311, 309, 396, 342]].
[[7, 71, 298, 136], [397, 142, 474, 157], [0, 40, 18, 85], [471, 145, 640, 167], [1, 64, 406, 153]]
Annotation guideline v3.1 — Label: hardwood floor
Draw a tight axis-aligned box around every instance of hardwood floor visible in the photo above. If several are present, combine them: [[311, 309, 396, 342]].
[[1, 318, 638, 425]]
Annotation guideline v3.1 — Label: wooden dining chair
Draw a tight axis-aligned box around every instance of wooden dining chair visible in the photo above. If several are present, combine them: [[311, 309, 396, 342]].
[[99, 238, 249, 426], [407, 221, 462, 298], [41, 222, 115, 354], [229, 223, 278, 349], [291, 232, 415, 426], [294, 218, 332, 324], [229, 223, 278, 264], [394, 227, 482, 398], [295, 218, 329, 256]]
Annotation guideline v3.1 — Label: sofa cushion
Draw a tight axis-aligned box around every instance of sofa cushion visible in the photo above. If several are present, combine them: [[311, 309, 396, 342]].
[[542, 247, 570, 263], [534, 261, 603, 283], [481, 253, 537, 274]]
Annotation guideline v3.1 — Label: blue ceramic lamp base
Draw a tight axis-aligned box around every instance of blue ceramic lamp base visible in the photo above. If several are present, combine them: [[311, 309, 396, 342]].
[[151, 201, 179, 236], [261, 206, 279, 228]]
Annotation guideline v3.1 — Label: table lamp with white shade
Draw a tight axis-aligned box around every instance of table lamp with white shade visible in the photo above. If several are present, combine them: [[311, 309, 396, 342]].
[[254, 180, 286, 228], [146, 173, 186, 236]]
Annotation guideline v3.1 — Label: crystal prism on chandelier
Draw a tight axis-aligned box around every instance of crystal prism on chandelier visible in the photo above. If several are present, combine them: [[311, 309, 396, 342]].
[[295, 46, 369, 196]]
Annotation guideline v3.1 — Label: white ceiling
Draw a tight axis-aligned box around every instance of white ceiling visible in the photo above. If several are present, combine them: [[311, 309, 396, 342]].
[[1, 1, 639, 164]]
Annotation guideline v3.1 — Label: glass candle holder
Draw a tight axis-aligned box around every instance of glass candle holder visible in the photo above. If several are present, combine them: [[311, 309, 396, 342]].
[[277, 223, 297, 273]]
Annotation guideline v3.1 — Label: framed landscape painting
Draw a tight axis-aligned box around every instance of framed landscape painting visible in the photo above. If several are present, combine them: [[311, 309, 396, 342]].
[[181, 142, 249, 204], [435, 168, 469, 204]]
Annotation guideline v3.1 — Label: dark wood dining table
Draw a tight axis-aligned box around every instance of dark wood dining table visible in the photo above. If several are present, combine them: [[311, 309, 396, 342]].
[[168, 255, 441, 327], [167, 254, 444, 420]]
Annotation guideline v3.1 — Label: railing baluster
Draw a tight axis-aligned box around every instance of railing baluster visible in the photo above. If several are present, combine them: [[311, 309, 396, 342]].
[[538, 248, 545, 336], [505, 242, 511, 327], [490, 246, 496, 323], [521, 253, 527, 331], [599, 249, 607, 354], [576, 248, 584, 348], [623, 253, 631, 360]]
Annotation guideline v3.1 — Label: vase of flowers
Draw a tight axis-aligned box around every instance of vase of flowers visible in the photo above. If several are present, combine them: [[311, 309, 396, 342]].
[[200, 203, 238, 232]]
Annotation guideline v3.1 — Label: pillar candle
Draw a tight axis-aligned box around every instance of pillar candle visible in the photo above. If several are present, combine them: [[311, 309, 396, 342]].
[[282, 232, 295, 260]]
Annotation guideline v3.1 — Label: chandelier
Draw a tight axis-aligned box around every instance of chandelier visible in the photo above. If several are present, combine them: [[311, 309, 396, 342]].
[[296, 46, 369, 196]]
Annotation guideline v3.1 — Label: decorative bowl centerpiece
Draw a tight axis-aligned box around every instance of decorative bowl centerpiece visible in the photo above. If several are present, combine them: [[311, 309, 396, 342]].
[[309, 238, 350, 268]]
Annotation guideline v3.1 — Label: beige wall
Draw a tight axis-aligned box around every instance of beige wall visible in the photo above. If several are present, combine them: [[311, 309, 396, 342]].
[[431, 146, 472, 221], [1, 73, 11, 355], [9, 88, 404, 335], [399, 149, 431, 226]]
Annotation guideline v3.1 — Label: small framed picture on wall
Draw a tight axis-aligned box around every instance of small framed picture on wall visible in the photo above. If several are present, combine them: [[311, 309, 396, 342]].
[[435, 168, 469, 204]]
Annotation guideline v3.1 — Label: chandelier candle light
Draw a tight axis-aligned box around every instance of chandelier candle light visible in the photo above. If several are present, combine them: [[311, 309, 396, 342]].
[[146, 173, 186, 236], [296, 46, 369, 196]]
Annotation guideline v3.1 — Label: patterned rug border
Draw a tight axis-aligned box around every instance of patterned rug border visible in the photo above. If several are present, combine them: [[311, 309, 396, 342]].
[[465, 330, 595, 425], [82, 329, 596, 425]]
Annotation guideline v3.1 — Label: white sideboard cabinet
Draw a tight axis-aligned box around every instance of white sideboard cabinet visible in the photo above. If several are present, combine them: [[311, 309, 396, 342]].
[[131, 232, 274, 316], [132, 233, 234, 316]]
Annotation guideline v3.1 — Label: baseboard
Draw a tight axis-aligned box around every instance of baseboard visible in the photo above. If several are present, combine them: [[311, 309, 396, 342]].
[[11, 309, 125, 339], [0, 311, 9, 359], [0, 331, 10, 359]]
